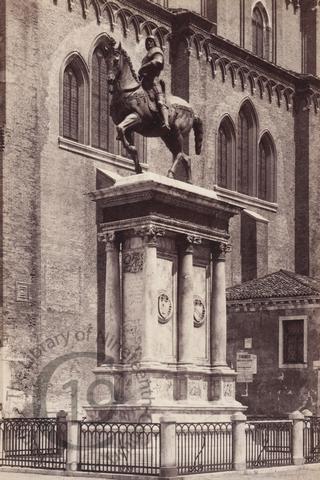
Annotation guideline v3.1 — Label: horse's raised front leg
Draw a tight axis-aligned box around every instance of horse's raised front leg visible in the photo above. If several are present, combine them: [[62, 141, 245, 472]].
[[116, 113, 142, 174]]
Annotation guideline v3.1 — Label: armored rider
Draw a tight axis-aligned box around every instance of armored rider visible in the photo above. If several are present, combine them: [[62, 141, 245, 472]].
[[138, 36, 170, 131]]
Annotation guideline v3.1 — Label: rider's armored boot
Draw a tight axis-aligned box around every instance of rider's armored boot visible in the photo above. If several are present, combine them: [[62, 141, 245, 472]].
[[158, 102, 170, 132]]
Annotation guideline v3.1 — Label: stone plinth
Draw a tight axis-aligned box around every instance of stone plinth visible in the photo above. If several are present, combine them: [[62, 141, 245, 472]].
[[87, 172, 246, 421]]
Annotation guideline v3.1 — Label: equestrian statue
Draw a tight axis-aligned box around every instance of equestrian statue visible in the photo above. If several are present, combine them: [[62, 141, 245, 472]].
[[107, 36, 203, 183]]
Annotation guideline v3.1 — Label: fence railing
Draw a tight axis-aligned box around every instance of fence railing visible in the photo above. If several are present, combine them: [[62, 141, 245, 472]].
[[0, 414, 319, 476], [303, 416, 320, 464], [176, 422, 233, 475], [0, 418, 67, 470], [78, 421, 160, 476], [246, 420, 293, 468]]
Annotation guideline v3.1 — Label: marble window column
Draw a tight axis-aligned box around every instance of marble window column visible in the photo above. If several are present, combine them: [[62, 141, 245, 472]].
[[210, 242, 231, 368], [178, 235, 201, 364], [99, 230, 121, 364]]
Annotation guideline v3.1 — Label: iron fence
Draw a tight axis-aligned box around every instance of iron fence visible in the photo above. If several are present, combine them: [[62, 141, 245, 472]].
[[0, 418, 67, 470], [303, 416, 320, 463], [78, 421, 160, 475], [246, 420, 293, 468], [176, 422, 233, 475]]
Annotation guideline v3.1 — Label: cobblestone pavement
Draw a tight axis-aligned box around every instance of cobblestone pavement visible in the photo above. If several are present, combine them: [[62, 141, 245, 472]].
[[0, 464, 320, 480]]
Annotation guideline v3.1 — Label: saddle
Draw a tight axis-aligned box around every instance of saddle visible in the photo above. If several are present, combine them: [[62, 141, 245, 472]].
[[141, 79, 166, 114]]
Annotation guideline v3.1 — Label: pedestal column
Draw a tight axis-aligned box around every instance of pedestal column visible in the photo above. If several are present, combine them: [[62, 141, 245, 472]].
[[99, 231, 121, 364], [178, 235, 201, 364], [137, 225, 164, 363], [211, 242, 231, 367]]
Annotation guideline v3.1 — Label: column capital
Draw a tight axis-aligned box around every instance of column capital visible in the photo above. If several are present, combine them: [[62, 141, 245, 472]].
[[98, 230, 118, 251], [212, 242, 232, 261], [134, 224, 165, 246], [180, 234, 202, 253]]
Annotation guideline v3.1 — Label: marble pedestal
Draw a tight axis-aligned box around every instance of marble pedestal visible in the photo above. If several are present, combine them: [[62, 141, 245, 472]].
[[87, 172, 246, 422]]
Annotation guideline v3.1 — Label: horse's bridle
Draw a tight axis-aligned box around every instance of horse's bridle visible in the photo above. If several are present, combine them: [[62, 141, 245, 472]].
[[109, 79, 141, 94], [107, 53, 141, 94]]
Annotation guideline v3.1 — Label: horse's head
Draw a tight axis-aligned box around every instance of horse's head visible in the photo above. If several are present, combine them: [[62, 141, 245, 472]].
[[106, 43, 123, 87], [106, 42, 140, 93]]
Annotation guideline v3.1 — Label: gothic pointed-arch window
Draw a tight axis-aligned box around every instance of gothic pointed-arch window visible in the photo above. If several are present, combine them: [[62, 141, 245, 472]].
[[92, 46, 115, 153], [63, 60, 85, 142], [237, 102, 257, 196], [217, 117, 234, 190], [252, 4, 270, 60], [258, 133, 276, 202]]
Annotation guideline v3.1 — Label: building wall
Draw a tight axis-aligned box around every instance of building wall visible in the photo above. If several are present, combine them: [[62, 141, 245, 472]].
[[308, 104, 320, 279], [1, 0, 319, 416], [216, 0, 241, 45], [155, 0, 304, 73], [1, 0, 172, 417], [227, 306, 320, 415], [276, 1, 302, 72], [2, 0, 43, 416], [183, 45, 296, 286]]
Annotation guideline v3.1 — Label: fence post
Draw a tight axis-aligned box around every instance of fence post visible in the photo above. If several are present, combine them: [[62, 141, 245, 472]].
[[67, 419, 79, 471], [56, 410, 67, 455], [160, 415, 177, 478], [232, 412, 247, 471], [289, 410, 304, 465]]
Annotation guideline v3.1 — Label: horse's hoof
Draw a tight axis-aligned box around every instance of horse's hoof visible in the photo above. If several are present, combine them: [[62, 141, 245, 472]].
[[167, 170, 175, 179]]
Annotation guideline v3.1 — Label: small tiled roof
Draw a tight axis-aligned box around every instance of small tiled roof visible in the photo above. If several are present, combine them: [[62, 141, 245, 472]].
[[227, 270, 320, 301]]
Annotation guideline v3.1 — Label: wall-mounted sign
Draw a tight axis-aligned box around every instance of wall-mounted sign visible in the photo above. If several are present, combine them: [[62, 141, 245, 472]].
[[236, 351, 257, 383], [244, 337, 252, 349]]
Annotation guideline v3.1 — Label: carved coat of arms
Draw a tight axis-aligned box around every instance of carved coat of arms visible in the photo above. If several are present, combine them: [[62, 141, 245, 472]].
[[158, 291, 173, 324]]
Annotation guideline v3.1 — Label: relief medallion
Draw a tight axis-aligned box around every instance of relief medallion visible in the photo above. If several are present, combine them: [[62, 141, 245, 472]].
[[193, 295, 206, 327], [158, 290, 173, 324]]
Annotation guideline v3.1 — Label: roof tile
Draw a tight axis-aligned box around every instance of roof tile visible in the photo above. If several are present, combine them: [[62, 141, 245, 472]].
[[226, 270, 320, 301]]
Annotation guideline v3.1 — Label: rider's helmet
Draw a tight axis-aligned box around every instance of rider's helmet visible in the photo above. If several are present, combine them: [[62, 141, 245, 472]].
[[145, 35, 157, 50]]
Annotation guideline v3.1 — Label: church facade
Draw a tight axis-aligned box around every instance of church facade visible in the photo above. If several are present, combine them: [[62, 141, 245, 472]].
[[0, 0, 320, 418]]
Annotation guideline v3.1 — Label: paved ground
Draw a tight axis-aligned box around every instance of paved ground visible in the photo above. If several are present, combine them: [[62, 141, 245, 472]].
[[0, 464, 320, 480]]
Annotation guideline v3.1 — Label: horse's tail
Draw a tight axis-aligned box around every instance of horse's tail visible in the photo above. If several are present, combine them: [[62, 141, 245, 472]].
[[193, 115, 203, 155]]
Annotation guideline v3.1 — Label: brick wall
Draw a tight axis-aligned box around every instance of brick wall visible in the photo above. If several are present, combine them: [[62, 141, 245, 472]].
[[184, 43, 296, 285], [227, 306, 320, 415], [308, 104, 320, 279]]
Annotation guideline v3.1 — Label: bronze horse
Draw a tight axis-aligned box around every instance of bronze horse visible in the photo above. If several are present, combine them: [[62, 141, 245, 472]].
[[106, 44, 203, 182]]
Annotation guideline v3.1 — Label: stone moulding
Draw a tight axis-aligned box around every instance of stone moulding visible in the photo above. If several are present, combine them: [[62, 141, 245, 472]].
[[214, 185, 278, 213], [227, 296, 320, 312], [90, 173, 241, 247], [58, 136, 149, 172]]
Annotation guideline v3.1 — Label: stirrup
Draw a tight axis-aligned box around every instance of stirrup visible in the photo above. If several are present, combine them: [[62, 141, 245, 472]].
[[161, 122, 170, 132]]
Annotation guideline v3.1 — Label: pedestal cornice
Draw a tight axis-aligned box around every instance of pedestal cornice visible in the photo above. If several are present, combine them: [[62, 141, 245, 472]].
[[100, 215, 229, 244]]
